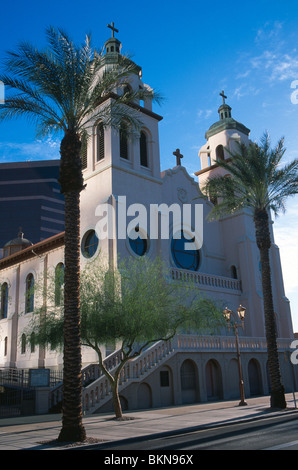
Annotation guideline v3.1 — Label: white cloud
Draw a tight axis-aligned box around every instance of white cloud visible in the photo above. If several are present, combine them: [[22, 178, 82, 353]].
[[253, 50, 298, 82], [234, 21, 298, 94], [0, 137, 60, 162], [235, 70, 251, 80], [232, 85, 260, 100], [197, 109, 213, 120], [255, 21, 283, 45]]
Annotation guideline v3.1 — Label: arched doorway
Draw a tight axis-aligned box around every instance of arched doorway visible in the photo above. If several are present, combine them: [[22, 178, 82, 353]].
[[137, 383, 152, 409], [180, 359, 199, 404], [228, 358, 240, 399], [206, 359, 223, 400], [248, 359, 262, 396]]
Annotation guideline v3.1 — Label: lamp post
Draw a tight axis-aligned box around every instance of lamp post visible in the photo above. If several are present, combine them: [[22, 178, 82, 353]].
[[223, 305, 247, 406]]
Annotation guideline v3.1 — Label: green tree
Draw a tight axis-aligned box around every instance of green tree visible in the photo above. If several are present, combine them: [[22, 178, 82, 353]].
[[26, 257, 222, 420], [202, 133, 298, 409], [0, 27, 160, 441]]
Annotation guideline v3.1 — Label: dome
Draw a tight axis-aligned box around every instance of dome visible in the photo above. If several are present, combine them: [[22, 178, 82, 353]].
[[205, 92, 250, 140], [205, 117, 250, 140], [2, 230, 33, 258]]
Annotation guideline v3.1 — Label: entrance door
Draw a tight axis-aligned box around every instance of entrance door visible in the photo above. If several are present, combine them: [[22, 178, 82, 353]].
[[248, 359, 262, 396], [206, 359, 222, 400], [180, 359, 198, 404]]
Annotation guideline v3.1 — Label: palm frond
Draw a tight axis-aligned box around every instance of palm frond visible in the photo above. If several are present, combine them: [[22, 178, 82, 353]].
[[0, 26, 163, 139], [202, 132, 298, 220]]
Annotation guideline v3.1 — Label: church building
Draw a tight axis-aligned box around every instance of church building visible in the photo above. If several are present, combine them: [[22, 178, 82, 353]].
[[0, 26, 296, 414]]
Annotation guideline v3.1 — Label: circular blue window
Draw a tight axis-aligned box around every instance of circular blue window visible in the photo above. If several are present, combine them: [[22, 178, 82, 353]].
[[128, 229, 148, 256], [171, 231, 200, 271], [82, 230, 99, 258]]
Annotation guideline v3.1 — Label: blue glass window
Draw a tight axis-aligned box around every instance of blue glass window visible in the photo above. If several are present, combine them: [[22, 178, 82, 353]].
[[82, 230, 99, 258], [129, 229, 148, 256], [171, 231, 200, 271]]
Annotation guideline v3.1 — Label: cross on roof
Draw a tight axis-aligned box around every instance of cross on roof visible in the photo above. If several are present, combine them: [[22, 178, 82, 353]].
[[107, 22, 119, 38], [173, 148, 183, 166], [219, 90, 227, 105]]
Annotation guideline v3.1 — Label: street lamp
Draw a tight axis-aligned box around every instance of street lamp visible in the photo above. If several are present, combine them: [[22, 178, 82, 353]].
[[223, 305, 247, 406]]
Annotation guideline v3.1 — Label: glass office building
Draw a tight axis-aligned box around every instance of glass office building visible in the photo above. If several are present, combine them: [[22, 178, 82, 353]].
[[0, 160, 64, 251]]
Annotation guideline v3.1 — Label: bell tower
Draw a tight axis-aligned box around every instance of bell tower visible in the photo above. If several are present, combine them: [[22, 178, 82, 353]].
[[79, 24, 163, 266], [195, 91, 250, 187]]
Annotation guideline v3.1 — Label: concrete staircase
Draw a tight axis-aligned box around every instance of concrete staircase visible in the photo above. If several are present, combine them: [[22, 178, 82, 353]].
[[82, 338, 174, 414]]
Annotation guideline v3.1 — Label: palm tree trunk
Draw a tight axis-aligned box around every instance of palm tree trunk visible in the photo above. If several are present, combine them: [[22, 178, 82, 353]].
[[254, 209, 286, 409], [58, 131, 86, 442]]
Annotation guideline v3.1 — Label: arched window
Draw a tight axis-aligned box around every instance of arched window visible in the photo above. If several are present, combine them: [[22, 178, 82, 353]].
[[96, 122, 105, 161], [4, 337, 8, 356], [55, 263, 64, 306], [231, 265, 238, 279], [1, 282, 8, 319], [123, 84, 132, 96], [119, 121, 129, 160], [140, 131, 148, 167], [21, 334, 26, 354], [216, 145, 224, 161], [30, 332, 35, 353], [171, 231, 200, 271], [25, 273, 34, 313]]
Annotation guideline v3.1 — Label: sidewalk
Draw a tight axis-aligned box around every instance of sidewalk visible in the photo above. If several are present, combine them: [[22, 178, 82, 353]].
[[0, 393, 297, 450]]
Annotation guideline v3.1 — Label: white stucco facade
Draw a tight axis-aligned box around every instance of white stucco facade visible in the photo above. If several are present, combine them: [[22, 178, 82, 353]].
[[0, 33, 296, 413]]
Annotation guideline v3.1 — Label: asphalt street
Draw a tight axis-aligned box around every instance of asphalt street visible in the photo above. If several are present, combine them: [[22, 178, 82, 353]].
[[77, 412, 298, 451]]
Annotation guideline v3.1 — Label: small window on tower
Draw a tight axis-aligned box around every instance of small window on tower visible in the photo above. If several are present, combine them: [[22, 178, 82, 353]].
[[140, 131, 148, 167], [216, 145, 224, 161], [96, 122, 105, 162], [120, 121, 129, 160]]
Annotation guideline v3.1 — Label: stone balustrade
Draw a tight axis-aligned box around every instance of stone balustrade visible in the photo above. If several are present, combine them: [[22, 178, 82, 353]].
[[170, 267, 242, 292]]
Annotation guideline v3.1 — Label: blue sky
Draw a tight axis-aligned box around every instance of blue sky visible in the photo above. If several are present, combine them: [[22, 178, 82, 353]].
[[1, 0, 298, 330]]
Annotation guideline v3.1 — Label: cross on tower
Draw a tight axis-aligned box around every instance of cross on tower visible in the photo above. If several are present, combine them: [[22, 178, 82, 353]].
[[173, 148, 183, 166], [107, 22, 119, 38], [219, 90, 227, 105]]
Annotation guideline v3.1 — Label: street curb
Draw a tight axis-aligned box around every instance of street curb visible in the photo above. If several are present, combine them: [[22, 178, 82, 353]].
[[60, 408, 298, 451]]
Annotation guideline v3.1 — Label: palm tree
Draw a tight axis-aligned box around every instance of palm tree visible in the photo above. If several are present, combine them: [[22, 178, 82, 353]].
[[0, 26, 159, 441], [202, 133, 298, 409]]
